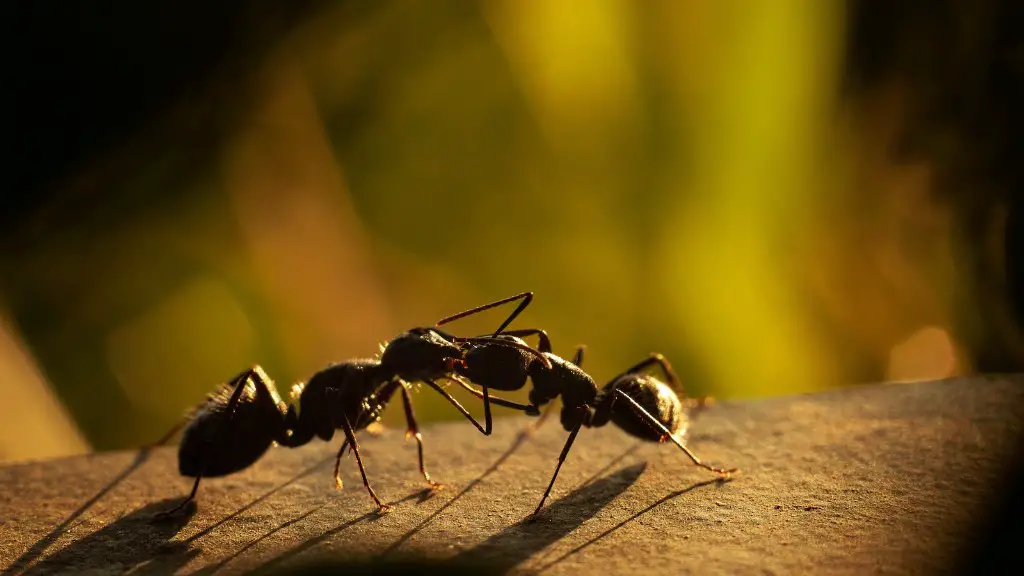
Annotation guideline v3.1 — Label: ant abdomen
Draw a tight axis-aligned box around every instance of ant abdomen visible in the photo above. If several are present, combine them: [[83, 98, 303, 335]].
[[178, 377, 287, 477], [595, 375, 688, 442]]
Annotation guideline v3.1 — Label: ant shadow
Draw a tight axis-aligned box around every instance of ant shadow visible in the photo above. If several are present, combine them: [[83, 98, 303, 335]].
[[182, 454, 333, 544], [189, 503, 327, 576], [10, 453, 335, 575], [7, 446, 154, 573], [248, 555, 494, 576], [249, 487, 437, 575], [17, 498, 199, 575], [441, 462, 648, 574], [381, 428, 539, 556], [535, 475, 732, 572], [380, 409, 644, 557]]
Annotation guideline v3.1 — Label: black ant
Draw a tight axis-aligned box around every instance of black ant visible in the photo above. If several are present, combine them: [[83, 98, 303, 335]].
[[154, 293, 548, 516], [433, 298, 738, 517]]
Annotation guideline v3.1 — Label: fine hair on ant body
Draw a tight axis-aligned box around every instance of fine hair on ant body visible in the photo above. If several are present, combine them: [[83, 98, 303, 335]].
[[154, 293, 549, 516], [434, 296, 738, 517]]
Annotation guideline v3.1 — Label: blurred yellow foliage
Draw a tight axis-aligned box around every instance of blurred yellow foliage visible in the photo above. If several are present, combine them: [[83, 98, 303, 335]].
[[0, 0, 978, 460]]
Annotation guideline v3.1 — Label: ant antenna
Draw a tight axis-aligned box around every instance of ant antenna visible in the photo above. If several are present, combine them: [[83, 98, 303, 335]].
[[435, 292, 533, 337]]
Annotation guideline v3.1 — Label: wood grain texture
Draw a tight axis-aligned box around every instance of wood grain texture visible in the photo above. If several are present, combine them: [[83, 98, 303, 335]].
[[3, 376, 1022, 575]]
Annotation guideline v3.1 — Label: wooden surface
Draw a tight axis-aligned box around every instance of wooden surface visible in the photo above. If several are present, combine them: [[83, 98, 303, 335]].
[[2, 376, 1022, 575]]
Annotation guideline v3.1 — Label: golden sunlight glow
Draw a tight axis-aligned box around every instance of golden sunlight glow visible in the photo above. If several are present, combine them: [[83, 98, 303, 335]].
[[660, 1, 845, 395], [0, 313, 89, 461], [887, 325, 959, 382], [105, 277, 255, 415], [222, 55, 396, 376], [4, 1, 995, 457], [481, 0, 640, 151]]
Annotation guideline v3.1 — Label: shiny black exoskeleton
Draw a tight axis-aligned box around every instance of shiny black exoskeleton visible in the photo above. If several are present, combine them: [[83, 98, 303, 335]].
[[434, 301, 738, 516], [156, 294, 548, 516]]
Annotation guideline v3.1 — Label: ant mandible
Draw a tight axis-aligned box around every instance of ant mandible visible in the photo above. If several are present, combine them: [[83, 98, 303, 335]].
[[433, 296, 738, 517], [154, 293, 547, 516]]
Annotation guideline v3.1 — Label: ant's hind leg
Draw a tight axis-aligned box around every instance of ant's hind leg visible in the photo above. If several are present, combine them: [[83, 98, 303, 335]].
[[620, 354, 682, 391], [149, 374, 245, 447], [400, 385, 444, 489], [154, 476, 201, 519], [155, 366, 278, 518], [608, 353, 715, 407], [152, 366, 273, 447], [571, 345, 585, 367], [339, 414, 390, 513], [613, 389, 736, 477]]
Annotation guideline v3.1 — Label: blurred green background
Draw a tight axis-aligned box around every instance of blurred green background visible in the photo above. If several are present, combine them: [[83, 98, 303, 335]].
[[2, 0, 1022, 462]]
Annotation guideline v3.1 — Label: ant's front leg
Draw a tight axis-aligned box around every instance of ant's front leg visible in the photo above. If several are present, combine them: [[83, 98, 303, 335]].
[[533, 405, 590, 517], [528, 400, 557, 434], [521, 344, 580, 437], [399, 383, 444, 489], [421, 379, 494, 435], [613, 389, 736, 478]]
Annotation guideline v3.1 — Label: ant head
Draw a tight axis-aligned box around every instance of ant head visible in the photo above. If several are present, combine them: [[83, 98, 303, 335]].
[[380, 327, 466, 377]]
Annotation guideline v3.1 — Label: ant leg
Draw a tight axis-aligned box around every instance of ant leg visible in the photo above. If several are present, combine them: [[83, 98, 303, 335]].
[[400, 384, 444, 489], [150, 377, 243, 447], [533, 406, 589, 517], [156, 366, 278, 517], [617, 353, 713, 412], [524, 399, 557, 436], [450, 379, 538, 413], [435, 292, 533, 336], [529, 339, 581, 435], [571, 345, 585, 367], [338, 413, 390, 513], [155, 475, 202, 519], [613, 389, 736, 477], [333, 439, 350, 490], [604, 353, 704, 404], [619, 353, 682, 390], [479, 328, 553, 353], [421, 379, 493, 435]]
